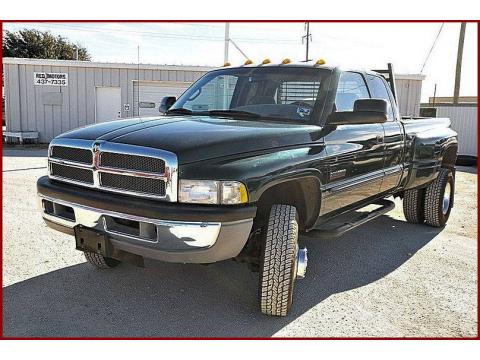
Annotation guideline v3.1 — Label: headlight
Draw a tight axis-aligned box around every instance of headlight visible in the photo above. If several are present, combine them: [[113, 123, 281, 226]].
[[179, 180, 248, 205]]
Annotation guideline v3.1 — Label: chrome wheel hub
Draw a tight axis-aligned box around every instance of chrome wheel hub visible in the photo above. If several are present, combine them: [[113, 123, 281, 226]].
[[296, 247, 308, 279], [442, 182, 452, 215]]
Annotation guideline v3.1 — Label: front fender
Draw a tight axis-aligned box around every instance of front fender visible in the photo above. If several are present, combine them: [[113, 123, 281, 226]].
[[178, 145, 328, 203]]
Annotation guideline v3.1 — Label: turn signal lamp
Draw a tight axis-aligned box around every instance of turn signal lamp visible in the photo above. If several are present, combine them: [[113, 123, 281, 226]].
[[244, 59, 253, 65], [261, 58, 271, 65], [315, 58, 326, 66], [281, 58, 291, 64]]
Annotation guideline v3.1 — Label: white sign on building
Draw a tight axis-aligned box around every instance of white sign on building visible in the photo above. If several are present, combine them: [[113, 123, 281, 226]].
[[33, 72, 68, 86]]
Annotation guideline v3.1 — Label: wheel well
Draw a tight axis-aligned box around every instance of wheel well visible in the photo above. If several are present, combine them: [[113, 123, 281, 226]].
[[442, 145, 458, 171], [255, 177, 321, 231]]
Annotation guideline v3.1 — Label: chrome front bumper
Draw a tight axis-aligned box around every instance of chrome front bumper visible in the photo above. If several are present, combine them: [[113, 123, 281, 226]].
[[38, 195, 253, 263]]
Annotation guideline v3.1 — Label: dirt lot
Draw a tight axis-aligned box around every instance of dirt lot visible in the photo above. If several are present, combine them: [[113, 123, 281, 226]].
[[2, 147, 478, 337]]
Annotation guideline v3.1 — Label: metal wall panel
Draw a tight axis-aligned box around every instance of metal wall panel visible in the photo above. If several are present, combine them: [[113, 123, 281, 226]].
[[19, 64, 29, 131], [6, 64, 21, 131], [4, 64, 11, 130], [395, 78, 423, 117], [85, 68, 96, 126], [68, 66, 78, 132], [51, 66, 63, 139], [77, 67, 87, 130], [33, 64, 46, 141], [436, 105, 478, 157], [4, 58, 423, 143]]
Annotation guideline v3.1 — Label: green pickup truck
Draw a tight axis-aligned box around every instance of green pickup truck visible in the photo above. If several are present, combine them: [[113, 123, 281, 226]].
[[37, 61, 458, 316]]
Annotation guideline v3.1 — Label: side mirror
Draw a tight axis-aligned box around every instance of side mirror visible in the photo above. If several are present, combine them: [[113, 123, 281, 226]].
[[159, 96, 176, 113], [353, 98, 388, 113], [328, 99, 388, 125]]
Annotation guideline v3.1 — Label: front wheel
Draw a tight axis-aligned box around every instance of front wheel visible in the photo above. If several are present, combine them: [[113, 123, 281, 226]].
[[424, 168, 455, 227], [84, 251, 121, 269], [259, 204, 307, 317]]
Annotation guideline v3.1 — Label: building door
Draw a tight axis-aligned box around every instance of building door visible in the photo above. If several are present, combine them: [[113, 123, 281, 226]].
[[95, 87, 122, 123], [133, 81, 191, 117]]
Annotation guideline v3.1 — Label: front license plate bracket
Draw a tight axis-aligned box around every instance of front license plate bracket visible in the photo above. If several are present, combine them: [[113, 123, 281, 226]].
[[74, 226, 112, 257]]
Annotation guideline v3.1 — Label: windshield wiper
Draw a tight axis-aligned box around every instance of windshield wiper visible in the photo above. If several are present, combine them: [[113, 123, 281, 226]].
[[205, 110, 261, 119], [166, 108, 258, 119], [166, 108, 193, 115], [168, 108, 299, 123]]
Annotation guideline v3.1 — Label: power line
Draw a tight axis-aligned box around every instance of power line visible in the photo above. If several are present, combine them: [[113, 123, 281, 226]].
[[420, 23, 444, 74], [3, 23, 299, 44]]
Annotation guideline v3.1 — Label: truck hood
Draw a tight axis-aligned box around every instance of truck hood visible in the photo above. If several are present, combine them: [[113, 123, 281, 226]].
[[58, 116, 323, 164]]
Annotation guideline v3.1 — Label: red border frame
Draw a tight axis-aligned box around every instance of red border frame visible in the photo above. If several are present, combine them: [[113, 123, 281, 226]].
[[0, 20, 478, 340]]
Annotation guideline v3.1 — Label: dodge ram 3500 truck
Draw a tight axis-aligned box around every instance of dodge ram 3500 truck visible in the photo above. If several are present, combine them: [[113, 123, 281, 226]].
[[37, 61, 458, 316]]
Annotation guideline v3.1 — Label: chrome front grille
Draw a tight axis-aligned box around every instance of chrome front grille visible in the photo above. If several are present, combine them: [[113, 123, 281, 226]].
[[100, 152, 165, 174], [48, 139, 178, 201], [50, 146, 92, 165], [50, 163, 94, 184], [99, 172, 166, 196]]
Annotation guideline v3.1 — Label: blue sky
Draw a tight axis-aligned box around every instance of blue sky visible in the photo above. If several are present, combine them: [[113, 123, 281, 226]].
[[3, 22, 477, 101]]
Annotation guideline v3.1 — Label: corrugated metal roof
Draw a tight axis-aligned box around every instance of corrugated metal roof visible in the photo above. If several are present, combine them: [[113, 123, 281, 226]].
[[2, 57, 215, 72]]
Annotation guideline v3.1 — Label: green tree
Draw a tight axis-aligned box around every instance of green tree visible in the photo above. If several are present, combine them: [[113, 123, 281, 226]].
[[2, 29, 91, 61]]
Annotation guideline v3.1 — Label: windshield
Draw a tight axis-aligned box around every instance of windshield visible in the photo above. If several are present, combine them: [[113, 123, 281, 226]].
[[170, 66, 331, 122]]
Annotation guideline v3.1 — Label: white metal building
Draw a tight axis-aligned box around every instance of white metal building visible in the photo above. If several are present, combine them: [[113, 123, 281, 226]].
[[395, 74, 425, 117], [3, 57, 424, 143], [434, 103, 477, 157], [3, 58, 213, 143]]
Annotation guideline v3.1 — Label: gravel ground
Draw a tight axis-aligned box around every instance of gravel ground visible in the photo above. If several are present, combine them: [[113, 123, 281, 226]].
[[2, 147, 478, 338]]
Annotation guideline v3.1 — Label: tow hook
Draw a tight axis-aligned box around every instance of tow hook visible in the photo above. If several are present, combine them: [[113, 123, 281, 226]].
[[296, 247, 308, 279]]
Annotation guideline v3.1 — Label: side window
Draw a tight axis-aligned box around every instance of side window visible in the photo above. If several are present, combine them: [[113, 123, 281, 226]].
[[366, 75, 395, 120], [335, 72, 370, 111]]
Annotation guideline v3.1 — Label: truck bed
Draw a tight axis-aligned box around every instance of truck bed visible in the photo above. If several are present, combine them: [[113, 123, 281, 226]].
[[401, 117, 451, 134]]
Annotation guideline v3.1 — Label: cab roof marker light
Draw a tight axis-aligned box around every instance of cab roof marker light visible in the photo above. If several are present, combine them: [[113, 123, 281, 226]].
[[281, 58, 291, 64], [315, 59, 326, 66], [223, 62, 231, 67], [244, 59, 253, 65], [261, 58, 271, 65]]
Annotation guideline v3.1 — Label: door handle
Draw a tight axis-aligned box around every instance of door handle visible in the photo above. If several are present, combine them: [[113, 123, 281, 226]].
[[376, 134, 384, 143]]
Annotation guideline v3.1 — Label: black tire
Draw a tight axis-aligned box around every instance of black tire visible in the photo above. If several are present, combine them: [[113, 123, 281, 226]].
[[259, 204, 299, 317], [424, 168, 455, 227], [403, 188, 426, 224], [84, 251, 120, 269]]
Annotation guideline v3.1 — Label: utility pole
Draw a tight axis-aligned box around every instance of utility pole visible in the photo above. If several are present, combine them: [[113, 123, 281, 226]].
[[302, 22, 312, 62], [224, 22, 230, 65], [223, 23, 249, 62], [453, 22, 466, 104]]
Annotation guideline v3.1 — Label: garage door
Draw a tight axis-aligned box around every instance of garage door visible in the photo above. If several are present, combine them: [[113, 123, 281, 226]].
[[133, 81, 191, 117]]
